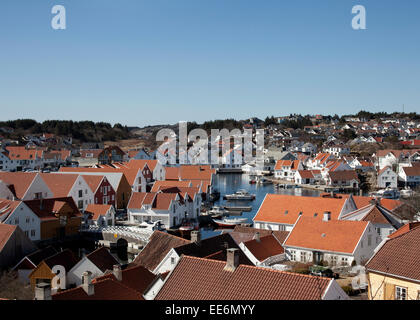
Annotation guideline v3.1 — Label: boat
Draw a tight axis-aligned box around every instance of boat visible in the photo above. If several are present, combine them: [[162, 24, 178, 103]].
[[224, 205, 253, 212], [223, 189, 256, 201], [212, 217, 249, 228], [205, 206, 229, 218], [370, 188, 400, 200], [256, 177, 273, 185], [400, 187, 415, 199], [138, 220, 165, 231], [178, 219, 199, 237]]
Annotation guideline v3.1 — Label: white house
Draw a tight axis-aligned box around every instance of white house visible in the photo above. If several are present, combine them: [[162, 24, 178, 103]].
[[340, 202, 404, 241], [253, 194, 358, 232], [398, 166, 420, 188], [283, 215, 378, 266], [0, 172, 54, 201], [41, 173, 95, 210], [274, 160, 303, 181], [67, 247, 119, 286], [0, 199, 41, 241], [239, 233, 285, 267], [84, 204, 115, 227], [127, 192, 186, 228], [377, 166, 398, 189]]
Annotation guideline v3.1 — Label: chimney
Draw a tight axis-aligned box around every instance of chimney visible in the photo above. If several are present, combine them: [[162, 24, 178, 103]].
[[323, 211, 331, 222], [191, 230, 201, 243], [113, 264, 122, 281], [253, 232, 260, 242], [224, 248, 240, 272], [34, 282, 52, 300], [82, 271, 94, 296]]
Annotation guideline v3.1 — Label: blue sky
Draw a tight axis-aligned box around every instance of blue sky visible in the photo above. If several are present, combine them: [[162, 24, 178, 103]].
[[0, 0, 419, 126]]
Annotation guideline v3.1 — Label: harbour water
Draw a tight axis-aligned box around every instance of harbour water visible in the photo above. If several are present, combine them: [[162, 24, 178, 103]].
[[200, 173, 322, 239]]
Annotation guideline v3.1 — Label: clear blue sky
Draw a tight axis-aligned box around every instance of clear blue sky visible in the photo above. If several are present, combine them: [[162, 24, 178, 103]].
[[0, 0, 419, 126]]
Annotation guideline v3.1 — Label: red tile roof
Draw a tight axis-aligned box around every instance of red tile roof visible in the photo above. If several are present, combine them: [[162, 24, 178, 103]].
[[366, 224, 420, 282], [85, 204, 113, 221], [328, 170, 359, 182], [402, 166, 420, 176], [0, 199, 21, 222], [0, 172, 38, 199], [127, 192, 180, 211], [388, 222, 420, 239], [243, 235, 284, 261], [52, 278, 143, 300], [40, 173, 79, 197], [82, 175, 104, 194], [254, 194, 347, 225], [95, 264, 155, 295], [86, 247, 119, 272], [284, 216, 368, 254], [132, 231, 190, 271], [155, 256, 333, 300], [0, 224, 17, 251]]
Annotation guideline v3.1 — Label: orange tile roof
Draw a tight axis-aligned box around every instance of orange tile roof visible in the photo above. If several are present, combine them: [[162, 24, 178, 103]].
[[151, 180, 192, 192], [40, 173, 78, 197], [0, 224, 17, 251], [127, 192, 179, 211], [85, 204, 113, 221], [243, 235, 284, 261], [0, 172, 38, 199], [284, 216, 368, 254], [82, 175, 104, 194], [127, 159, 158, 172], [4, 146, 40, 160], [155, 256, 333, 300], [388, 222, 420, 239], [254, 194, 347, 225]]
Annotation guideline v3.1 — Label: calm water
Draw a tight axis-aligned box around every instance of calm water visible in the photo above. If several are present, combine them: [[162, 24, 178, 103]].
[[200, 173, 322, 239]]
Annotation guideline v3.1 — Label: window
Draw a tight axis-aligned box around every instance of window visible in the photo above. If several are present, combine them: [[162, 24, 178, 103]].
[[15, 218, 19, 224], [300, 252, 308, 263], [59, 215, 67, 226], [78, 200, 83, 209], [26, 217, 30, 224], [290, 250, 296, 261], [171, 257, 176, 265], [31, 230, 35, 237], [331, 256, 338, 266], [78, 190, 83, 198], [396, 286, 407, 300], [341, 257, 348, 266], [368, 235, 372, 246]]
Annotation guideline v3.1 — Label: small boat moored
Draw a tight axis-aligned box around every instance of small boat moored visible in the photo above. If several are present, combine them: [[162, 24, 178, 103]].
[[212, 217, 249, 228], [224, 189, 256, 201]]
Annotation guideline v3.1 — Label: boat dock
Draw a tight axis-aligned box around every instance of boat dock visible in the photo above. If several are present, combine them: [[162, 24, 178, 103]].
[[224, 206, 252, 212]]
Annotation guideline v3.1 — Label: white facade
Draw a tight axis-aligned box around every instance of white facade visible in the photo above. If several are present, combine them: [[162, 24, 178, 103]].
[[67, 257, 105, 287], [65, 175, 95, 210], [283, 222, 378, 266], [377, 168, 398, 189], [128, 197, 186, 229], [3, 201, 41, 241], [22, 174, 54, 200]]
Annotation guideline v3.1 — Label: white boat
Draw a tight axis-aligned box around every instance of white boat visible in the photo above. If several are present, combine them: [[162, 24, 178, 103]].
[[400, 187, 415, 199], [224, 189, 256, 201], [212, 217, 248, 228], [370, 188, 400, 200], [138, 220, 165, 231], [204, 206, 229, 218]]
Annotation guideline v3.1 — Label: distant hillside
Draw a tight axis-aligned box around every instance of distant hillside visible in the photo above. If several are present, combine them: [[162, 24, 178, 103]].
[[0, 119, 132, 143]]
